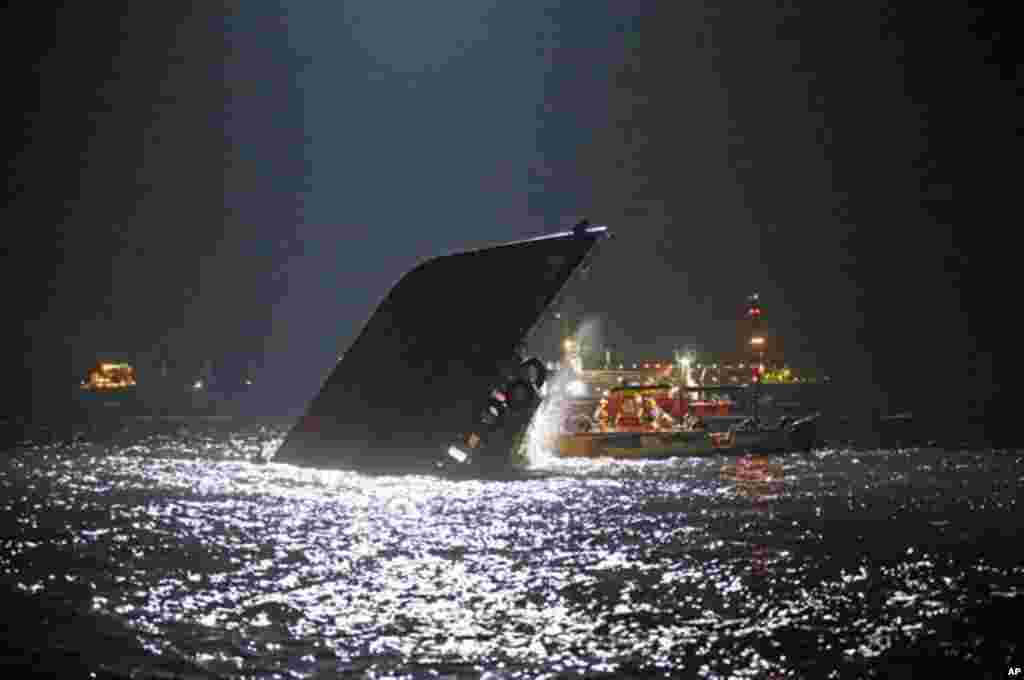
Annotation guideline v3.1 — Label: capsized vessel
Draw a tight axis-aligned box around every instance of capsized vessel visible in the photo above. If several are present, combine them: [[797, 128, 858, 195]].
[[273, 222, 611, 471]]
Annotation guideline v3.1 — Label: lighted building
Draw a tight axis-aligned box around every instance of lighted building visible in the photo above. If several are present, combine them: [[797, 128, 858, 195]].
[[691, 357, 817, 385]]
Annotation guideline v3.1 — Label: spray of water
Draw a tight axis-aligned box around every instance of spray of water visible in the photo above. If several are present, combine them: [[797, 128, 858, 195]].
[[522, 370, 572, 467], [522, 316, 602, 467]]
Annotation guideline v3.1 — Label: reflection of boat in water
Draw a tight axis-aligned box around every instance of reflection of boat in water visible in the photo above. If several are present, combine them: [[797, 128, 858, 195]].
[[720, 457, 783, 580], [720, 454, 785, 493]]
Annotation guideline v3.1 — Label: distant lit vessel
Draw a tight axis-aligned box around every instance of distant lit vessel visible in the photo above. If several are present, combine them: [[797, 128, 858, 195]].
[[76, 361, 139, 410], [74, 358, 253, 419]]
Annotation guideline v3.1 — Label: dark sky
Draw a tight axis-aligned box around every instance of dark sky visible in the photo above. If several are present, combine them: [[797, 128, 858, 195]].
[[7, 1, 1015, 436]]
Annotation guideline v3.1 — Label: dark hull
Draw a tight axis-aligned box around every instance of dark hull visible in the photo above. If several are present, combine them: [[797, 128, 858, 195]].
[[555, 413, 821, 459], [578, 429, 791, 459], [275, 226, 610, 471]]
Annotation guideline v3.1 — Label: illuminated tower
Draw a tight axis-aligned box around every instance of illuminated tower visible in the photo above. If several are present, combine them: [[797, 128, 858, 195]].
[[746, 293, 765, 423], [745, 293, 765, 375]]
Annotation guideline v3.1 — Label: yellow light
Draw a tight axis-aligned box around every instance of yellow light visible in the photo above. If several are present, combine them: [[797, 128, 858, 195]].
[[750, 336, 765, 346]]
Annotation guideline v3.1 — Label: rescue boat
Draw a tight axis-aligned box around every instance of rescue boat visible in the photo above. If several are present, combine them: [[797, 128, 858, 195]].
[[547, 383, 819, 459]]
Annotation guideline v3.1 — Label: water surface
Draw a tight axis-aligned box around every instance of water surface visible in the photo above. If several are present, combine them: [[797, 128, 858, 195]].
[[1, 420, 1021, 678]]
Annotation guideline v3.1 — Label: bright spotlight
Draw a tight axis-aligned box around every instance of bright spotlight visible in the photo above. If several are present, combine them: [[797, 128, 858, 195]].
[[446, 446, 468, 463]]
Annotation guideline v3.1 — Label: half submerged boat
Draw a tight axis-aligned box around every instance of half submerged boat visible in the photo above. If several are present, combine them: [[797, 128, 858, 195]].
[[273, 222, 611, 472]]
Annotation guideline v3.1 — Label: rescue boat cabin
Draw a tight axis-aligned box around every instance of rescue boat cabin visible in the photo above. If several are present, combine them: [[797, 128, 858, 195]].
[[602, 383, 737, 421]]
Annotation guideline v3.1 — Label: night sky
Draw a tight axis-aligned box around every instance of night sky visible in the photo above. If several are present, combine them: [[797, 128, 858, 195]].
[[6, 2, 1014, 440]]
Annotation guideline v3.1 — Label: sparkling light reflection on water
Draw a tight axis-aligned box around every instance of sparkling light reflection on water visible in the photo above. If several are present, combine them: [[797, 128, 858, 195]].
[[1, 421, 1022, 678]]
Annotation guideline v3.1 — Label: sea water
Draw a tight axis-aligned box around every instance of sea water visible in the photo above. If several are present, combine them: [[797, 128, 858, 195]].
[[1, 419, 1021, 678]]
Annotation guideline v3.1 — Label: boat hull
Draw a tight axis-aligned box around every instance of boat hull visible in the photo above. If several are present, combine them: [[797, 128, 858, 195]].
[[275, 226, 611, 471], [554, 429, 789, 459], [552, 414, 819, 459]]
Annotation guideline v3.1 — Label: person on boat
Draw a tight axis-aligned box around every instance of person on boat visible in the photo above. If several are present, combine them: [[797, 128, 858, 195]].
[[614, 394, 642, 430], [641, 396, 658, 430], [643, 396, 674, 431], [593, 398, 610, 432], [655, 406, 676, 430]]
